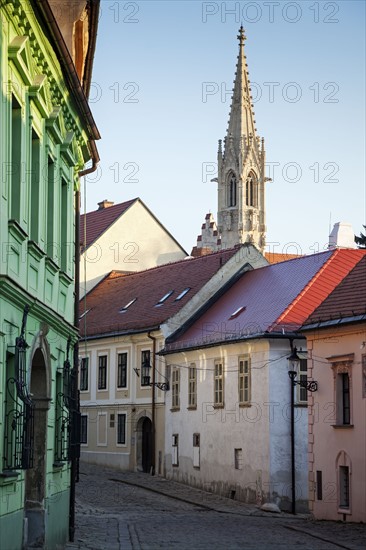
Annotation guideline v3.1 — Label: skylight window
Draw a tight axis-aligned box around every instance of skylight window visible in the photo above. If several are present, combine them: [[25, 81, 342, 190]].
[[175, 288, 191, 301], [229, 306, 246, 320], [119, 298, 137, 313], [79, 309, 90, 320], [155, 290, 174, 306]]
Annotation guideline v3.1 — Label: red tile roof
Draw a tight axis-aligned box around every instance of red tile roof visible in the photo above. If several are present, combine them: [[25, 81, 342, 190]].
[[79, 247, 240, 338], [164, 249, 364, 351], [80, 199, 137, 250], [302, 252, 366, 325]]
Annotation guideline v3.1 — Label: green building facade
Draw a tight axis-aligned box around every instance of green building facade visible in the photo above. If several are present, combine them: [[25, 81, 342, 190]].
[[0, 1, 99, 548]]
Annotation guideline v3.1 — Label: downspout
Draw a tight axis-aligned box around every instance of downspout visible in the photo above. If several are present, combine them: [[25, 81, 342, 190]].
[[69, 144, 99, 542], [147, 332, 156, 476], [288, 337, 296, 515]]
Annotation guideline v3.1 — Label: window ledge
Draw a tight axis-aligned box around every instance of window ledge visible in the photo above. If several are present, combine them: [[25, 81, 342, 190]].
[[331, 424, 354, 429], [213, 404, 224, 409], [187, 405, 197, 410], [170, 407, 180, 412], [53, 461, 66, 471], [239, 403, 251, 408], [294, 403, 308, 408], [0, 470, 20, 485]]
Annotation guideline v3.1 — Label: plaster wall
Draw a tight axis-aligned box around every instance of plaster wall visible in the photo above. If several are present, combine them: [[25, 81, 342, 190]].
[[164, 341, 272, 504], [306, 324, 366, 522], [80, 201, 186, 296]]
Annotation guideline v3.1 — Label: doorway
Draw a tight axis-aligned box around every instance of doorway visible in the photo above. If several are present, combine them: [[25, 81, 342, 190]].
[[142, 417, 152, 473], [25, 348, 50, 547]]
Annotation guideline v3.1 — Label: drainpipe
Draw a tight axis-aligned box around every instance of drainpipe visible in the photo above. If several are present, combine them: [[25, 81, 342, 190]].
[[147, 332, 156, 476], [288, 338, 296, 515], [69, 146, 99, 542]]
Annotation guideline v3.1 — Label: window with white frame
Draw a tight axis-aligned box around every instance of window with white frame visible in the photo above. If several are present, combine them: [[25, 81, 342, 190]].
[[188, 364, 197, 408], [297, 356, 308, 404], [193, 433, 200, 468], [98, 355, 107, 390], [172, 369, 180, 409], [214, 360, 224, 406], [117, 352, 128, 388], [80, 357, 89, 391], [117, 413, 126, 445], [238, 356, 250, 404], [172, 434, 179, 466]]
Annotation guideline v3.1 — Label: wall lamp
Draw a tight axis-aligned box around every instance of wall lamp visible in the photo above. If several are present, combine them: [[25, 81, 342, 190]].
[[287, 347, 318, 392], [141, 361, 170, 391]]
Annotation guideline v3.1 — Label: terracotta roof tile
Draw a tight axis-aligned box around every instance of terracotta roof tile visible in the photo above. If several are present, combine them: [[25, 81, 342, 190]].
[[303, 253, 366, 324], [80, 247, 239, 338], [265, 252, 301, 264], [80, 198, 137, 250]]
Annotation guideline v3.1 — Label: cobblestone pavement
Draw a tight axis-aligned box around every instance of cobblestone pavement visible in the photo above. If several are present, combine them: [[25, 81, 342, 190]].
[[65, 463, 366, 550]]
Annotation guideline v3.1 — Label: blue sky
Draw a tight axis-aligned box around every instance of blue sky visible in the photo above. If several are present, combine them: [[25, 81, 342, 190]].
[[86, 0, 365, 255]]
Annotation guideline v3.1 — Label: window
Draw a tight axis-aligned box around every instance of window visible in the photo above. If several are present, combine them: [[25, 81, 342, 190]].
[[155, 290, 173, 306], [117, 353, 128, 388], [339, 373, 350, 425], [172, 369, 180, 409], [172, 434, 179, 466], [47, 156, 55, 258], [80, 415, 88, 445], [30, 130, 40, 241], [175, 288, 190, 301], [80, 357, 89, 391], [234, 448, 243, 470], [188, 364, 197, 408], [339, 466, 350, 509], [228, 172, 237, 207], [193, 433, 200, 468], [246, 172, 257, 207], [297, 357, 308, 404], [214, 360, 224, 406], [11, 96, 22, 221], [328, 355, 353, 426], [238, 356, 250, 404], [117, 413, 126, 445], [119, 298, 136, 313], [141, 350, 151, 386], [60, 178, 68, 271], [316, 470, 323, 501], [98, 355, 107, 390]]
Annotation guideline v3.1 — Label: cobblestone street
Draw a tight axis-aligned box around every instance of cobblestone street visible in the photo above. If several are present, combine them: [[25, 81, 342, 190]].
[[65, 463, 366, 550]]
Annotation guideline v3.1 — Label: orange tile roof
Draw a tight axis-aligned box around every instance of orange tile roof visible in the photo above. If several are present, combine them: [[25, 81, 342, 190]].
[[303, 252, 366, 325], [271, 249, 366, 330], [264, 252, 301, 264]]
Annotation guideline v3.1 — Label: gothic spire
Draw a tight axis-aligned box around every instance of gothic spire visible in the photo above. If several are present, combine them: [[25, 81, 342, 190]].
[[226, 26, 257, 152]]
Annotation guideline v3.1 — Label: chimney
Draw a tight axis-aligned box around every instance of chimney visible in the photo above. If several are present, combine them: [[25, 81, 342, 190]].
[[328, 222, 356, 249], [98, 200, 114, 210]]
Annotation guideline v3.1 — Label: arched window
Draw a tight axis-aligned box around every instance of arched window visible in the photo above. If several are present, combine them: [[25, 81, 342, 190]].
[[246, 172, 257, 207], [228, 173, 237, 207]]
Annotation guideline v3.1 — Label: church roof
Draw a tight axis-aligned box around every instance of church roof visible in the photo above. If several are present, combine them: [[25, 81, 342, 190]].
[[163, 249, 365, 352], [79, 247, 240, 338]]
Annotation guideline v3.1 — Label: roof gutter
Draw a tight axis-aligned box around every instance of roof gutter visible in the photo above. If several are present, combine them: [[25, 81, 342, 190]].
[[160, 331, 305, 356], [80, 325, 161, 342]]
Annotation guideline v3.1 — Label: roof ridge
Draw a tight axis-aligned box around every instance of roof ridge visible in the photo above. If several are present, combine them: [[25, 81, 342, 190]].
[[103, 246, 242, 282], [81, 197, 139, 218]]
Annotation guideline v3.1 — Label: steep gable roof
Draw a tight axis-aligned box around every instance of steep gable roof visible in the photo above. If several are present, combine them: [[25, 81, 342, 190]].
[[79, 247, 241, 338], [164, 249, 364, 352], [80, 198, 137, 250], [302, 252, 366, 327]]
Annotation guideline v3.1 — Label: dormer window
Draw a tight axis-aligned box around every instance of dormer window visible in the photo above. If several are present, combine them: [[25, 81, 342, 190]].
[[119, 298, 136, 313], [155, 291, 174, 306], [79, 309, 90, 320]]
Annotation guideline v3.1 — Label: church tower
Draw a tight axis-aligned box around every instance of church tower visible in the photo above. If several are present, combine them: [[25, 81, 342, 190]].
[[217, 27, 267, 251]]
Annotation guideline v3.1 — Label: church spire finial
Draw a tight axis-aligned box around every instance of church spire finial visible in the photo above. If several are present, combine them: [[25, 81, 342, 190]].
[[237, 25, 246, 45]]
